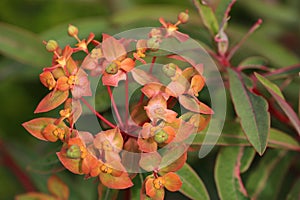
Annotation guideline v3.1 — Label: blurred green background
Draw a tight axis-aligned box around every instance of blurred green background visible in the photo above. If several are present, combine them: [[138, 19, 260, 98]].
[[0, 0, 299, 199]]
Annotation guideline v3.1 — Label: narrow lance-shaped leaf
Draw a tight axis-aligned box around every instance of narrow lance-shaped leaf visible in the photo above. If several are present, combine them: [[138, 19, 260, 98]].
[[34, 90, 69, 113], [286, 177, 300, 200], [48, 176, 69, 200], [192, 0, 219, 36], [215, 146, 249, 200], [22, 118, 57, 141], [238, 56, 269, 71], [177, 163, 209, 200], [245, 149, 292, 199], [192, 124, 300, 151], [255, 73, 300, 136], [228, 68, 270, 155], [0, 22, 50, 66]]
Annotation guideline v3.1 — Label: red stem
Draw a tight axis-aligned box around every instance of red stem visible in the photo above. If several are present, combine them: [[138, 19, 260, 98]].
[[227, 18, 263, 60], [106, 86, 124, 128], [0, 140, 36, 192], [80, 97, 116, 129], [125, 73, 129, 130], [138, 56, 157, 104]]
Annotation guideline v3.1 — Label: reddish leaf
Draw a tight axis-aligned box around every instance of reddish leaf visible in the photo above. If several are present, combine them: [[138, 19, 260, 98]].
[[48, 176, 69, 200], [164, 172, 182, 192], [102, 34, 126, 61], [99, 172, 133, 189], [56, 151, 82, 175], [22, 118, 57, 141], [102, 70, 126, 87], [131, 68, 160, 85], [34, 90, 69, 113], [141, 82, 176, 99], [178, 94, 214, 114], [159, 151, 187, 174], [15, 192, 56, 200], [139, 152, 161, 172], [137, 137, 158, 153], [145, 177, 157, 198]]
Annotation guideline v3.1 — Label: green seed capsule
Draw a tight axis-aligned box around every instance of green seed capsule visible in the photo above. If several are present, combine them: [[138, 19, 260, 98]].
[[162, 63, 177, 77], [66, 144, 81, 159], [105, 63, 118, 74], [154, 129, 169, 143], [147, 37, 160, 51]]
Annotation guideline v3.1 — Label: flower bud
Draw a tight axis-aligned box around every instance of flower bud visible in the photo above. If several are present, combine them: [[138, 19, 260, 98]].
[[178, 11, 189, 24], [162, 63, 177, 77], [68, 24, 78, 37], [105, 62, 118, 74], [45, 40, 58, 52], [66, 144, 81, 159], [147, 38, 160, 51], [154, 129, 169, 143]]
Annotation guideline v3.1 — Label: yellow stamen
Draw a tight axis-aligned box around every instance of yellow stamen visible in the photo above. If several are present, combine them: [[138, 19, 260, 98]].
[[153, 177, 165, 189], [100, 164, 113, 174]]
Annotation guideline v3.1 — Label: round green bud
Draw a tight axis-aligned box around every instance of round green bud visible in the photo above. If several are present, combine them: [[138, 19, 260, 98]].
[[147, 37, 160, 51], [162, 63, 177, 77], [68, 24, 78, 37], [105, 63, 118, 74], [178, 11, 189, 24], [154, 129, 169, 143], [66, 144, 81, 159], [46, 40, 58, 52]]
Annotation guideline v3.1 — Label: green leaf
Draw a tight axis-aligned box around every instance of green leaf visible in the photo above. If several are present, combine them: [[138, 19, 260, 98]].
[[47, 176, 69, 200], [286, 177, 300, 200], [34, 90, 69, 113], [215, 146, 249, 200], [245, 149, 292, 199], [192, 122, 300, 151], [177, 163, 209, 200], [228, 68, 270, 155], [0, 22, 50, 66], [215, 0, 236, 26], [255, 73, 284, 98], [193, 0, 219, 35], [240, 148, 256, 173], [268, 129, 300, 150], [130, 174, 144, 200], [255, 73, 300, 135], [238, 56, 269, 71]]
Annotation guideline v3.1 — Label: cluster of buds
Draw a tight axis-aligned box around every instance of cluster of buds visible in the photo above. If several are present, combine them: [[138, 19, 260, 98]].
[[23, 11, 213, 200]]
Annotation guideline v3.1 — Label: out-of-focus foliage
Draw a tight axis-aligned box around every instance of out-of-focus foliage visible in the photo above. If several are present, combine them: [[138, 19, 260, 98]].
[[0, 0, 299, 199]]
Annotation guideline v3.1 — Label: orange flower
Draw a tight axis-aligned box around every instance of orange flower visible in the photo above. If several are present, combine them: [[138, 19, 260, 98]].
[[57, 132, 97, 175], [100, 34, 135, 86], [158, 12, 189, 42], [144, 172, 182, 200], [144, 94, 177, 123], [93, 128, 123, 162], [137, 123, 176, 152], [90, 160, 133, 189]]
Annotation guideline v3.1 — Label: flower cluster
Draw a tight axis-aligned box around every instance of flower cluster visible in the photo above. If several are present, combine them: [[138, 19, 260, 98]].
[[23, 11, 213, 200]]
